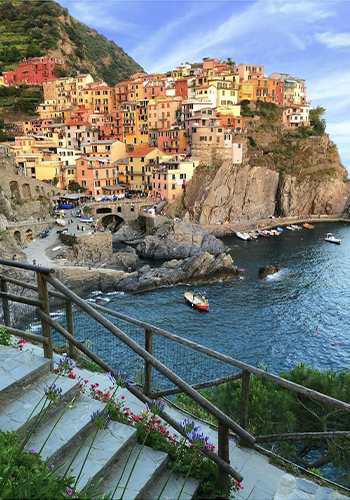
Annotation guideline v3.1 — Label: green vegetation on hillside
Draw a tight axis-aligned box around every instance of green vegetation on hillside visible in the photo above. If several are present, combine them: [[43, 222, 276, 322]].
[[0, 0, 142, 85], [0, 84, 42, 122]]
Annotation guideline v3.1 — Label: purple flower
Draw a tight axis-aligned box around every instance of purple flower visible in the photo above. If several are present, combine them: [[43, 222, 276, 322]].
[[50, 464, 55, 469], [66, 487, 73, 496], [91, 409, 110, 430], [107, 370, 136, 387], [30, 449, 36, 454], [146, 399, 165, 415], [44, 383, 63, 402]]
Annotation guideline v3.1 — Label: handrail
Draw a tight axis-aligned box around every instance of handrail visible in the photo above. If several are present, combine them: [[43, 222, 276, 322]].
[[91, 303, 350, 413], [0, 258, 53, 275], [34, 307, 244, 483], [42, 272, 255, 445]]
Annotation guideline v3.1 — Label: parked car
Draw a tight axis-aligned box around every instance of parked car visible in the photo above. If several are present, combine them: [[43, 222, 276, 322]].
[[57, 228, 68, 235], [39, 229, 50, 238]]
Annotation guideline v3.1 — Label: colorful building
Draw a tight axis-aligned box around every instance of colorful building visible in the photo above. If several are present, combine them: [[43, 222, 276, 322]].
[[3, 57, 67, 85]]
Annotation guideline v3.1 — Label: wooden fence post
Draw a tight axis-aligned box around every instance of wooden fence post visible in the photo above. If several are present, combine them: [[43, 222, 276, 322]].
[[239, 370, 251, 445], [0, 278, 10, 326], [36, 272, 53, 371], [144, 328, 153, 396], [218, 423, 230, 499], [65, 300, 75, 358]]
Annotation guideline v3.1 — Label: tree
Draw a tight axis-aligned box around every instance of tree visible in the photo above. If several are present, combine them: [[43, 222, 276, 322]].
[[68, 181, 86, 193], [309, 106, 326, 135]]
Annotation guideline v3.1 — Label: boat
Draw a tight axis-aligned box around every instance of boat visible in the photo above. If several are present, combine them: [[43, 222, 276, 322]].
[[291, 224, 302, 230], [303, 223, 314, 230], [269, 229, 280, 236], [184, 291, 209, 311], [258, 230, 270, 238], [236, 232, 251, 241], [276, 227, 283, 232], [325, 233, 341, 244], [56, 218, 66, 226], [248, 231, 258, 239], [79, 216, 93, 223], [286, 226, 295, 231]]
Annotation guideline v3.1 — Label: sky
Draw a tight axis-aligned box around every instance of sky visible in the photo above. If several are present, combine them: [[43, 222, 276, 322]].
[[56, 0, 350, 173]]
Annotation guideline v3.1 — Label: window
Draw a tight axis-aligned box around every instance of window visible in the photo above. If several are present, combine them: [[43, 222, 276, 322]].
[[172, 184, 176, 189], [82, 170, 85, 176], [172, 174, 176, 180]]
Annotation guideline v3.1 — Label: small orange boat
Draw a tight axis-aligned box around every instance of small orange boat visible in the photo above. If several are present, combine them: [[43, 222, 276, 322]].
[[303, 223, 314, 230], [184, 291, 209, 311]]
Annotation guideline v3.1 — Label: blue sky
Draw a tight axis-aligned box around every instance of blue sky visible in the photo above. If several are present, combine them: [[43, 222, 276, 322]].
[[56, 0, 350, 173]]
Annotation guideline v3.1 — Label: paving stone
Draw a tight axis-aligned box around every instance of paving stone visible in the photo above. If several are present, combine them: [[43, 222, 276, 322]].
[[297, 478, 318, 495], [273, 473, 296, 500], [248, 484, 275, 500], [315, 487, 333, 500], [288, 488, 313, 500]]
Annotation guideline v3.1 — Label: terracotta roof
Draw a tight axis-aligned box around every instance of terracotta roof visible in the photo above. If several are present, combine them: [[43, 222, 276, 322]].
[[128, 147, 156, 157]]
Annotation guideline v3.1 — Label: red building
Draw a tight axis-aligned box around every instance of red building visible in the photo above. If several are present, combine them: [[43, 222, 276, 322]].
[[3, 57, 67, 85]]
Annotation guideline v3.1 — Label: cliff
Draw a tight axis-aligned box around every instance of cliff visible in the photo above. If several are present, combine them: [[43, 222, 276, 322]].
[[168, 107, 349, 224]]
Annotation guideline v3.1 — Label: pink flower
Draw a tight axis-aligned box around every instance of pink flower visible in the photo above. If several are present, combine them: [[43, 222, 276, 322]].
[[234, 480, 243, 489], [66, 487, 73, 495], [121, 395, 125, 400]]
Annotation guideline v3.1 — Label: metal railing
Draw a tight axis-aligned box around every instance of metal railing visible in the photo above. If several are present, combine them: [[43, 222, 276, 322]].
[[0, 258, 350, 495]]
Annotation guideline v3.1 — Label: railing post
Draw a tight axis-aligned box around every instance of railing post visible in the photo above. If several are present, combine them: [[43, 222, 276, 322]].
[[65, 300, 75, 358], [0, 278, 10, 326], [218, 423, 230, 499], [36, 272, 54, 371], [144, 328, 153, 396], [239, 370, 251, 445]]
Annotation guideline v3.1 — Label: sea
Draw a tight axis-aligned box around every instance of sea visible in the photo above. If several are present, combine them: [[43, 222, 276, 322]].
[[69, 220, 350, 379]]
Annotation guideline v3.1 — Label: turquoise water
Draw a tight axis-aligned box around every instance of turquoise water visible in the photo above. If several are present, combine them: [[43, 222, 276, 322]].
[[76, 221, 350, 378]]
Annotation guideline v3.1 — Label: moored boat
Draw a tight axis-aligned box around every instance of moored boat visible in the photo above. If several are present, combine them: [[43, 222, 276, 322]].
[[258, 230, 270, 238], [325, 233, 341, 244], [236, 232, 251, 241], [276, 227, 283, 232], [56, 218, 66, 226], [303, 223, 314, 230], [291, 224, 302, 230], [286, 226, 295, 231], [184, 291, 209, 311]]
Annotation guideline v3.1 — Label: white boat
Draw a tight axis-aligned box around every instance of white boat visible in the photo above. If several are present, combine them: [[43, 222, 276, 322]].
[[286, 226, 295, 231], [325, 233, 341, 244], [236, 232, 251, 241], [56, 218, 66, 226], [291, 224, 302, 230]]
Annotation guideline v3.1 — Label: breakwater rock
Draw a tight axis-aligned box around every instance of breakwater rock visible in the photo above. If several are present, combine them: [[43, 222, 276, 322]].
[[57, 251, 243, 297], [135, 220, 227, 259]]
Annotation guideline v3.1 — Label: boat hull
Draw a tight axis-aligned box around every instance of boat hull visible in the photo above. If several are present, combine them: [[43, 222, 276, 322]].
[[184, 292, 209, 311]]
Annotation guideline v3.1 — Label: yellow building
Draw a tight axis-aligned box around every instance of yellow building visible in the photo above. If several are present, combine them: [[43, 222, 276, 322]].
[[128, 146, 163, 192], [152, 158, 199, 201]]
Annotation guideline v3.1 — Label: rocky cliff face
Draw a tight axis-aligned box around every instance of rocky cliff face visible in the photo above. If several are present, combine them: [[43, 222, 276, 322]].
[[168, 117, 349, 225]]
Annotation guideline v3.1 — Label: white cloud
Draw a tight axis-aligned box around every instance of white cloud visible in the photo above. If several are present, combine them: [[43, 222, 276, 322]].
[[315, 32, 350, 48], [63, 1, 137, 33]]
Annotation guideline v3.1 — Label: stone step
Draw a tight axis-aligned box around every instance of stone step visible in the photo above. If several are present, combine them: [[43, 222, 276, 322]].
[[144, 470, 200, 500], [26, 394, 106, 465], [100, 443, 169, 500], [60, 420, 136, 492], [0, 345, 51, 405], [0, 372, 80, 433]]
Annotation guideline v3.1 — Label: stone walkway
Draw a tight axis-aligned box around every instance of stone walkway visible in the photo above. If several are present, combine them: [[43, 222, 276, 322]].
[[17, 343, 350, 500]]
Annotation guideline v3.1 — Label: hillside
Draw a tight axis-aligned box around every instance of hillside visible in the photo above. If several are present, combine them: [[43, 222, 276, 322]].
[[0, 0, 143, 86]]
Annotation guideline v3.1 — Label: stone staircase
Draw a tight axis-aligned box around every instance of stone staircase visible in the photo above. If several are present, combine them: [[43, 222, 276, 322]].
[[0, 345, 199, 499]]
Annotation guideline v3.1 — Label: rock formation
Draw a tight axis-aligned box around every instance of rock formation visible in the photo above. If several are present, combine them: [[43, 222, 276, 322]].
[[167, 115, 349, 225]]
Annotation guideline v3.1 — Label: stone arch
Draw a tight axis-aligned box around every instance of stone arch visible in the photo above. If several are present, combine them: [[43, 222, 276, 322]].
[[9, 181, 21, 202], [25, 228, 33, 241], [13, 230, 21, 245], [22, 183, 31, 200]]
